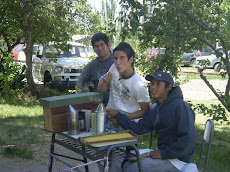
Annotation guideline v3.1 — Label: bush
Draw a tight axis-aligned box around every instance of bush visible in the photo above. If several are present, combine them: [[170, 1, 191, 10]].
[[0, 51, 26, 97]]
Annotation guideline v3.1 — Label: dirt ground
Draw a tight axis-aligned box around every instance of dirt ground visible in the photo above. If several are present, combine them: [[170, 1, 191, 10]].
[[0, 143, 100, 172], [0, 79, 227, 172], [180, 79, 227, 100]]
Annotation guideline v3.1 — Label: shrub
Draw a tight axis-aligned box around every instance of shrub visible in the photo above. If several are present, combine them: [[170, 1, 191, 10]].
[[0, 51, 26, 97]]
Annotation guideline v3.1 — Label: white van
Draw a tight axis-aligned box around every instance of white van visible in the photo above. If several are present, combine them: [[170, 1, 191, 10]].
[[19, 42, 90, 88]]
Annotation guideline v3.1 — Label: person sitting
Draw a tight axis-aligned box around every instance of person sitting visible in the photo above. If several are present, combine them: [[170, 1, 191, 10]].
[[98, 42, 150, 172], [106, 71, 197, 172]]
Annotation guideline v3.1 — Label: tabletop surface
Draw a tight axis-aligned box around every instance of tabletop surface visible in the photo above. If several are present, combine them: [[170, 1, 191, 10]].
[[59, 130, 139, 150]]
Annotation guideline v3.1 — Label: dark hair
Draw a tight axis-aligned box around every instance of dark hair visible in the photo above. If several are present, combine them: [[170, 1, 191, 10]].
[[164, 81, 170, 89], [91, 33, 109, 47], [113, 42, 135, 66]]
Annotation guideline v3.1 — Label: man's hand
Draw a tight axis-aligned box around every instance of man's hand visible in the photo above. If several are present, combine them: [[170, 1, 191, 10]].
[[98, 72, 112, 92], [149, 150, 162, 159], [102, 72, 112, 84], [108, 118, 118, 124], [106, 108, 118, 117]]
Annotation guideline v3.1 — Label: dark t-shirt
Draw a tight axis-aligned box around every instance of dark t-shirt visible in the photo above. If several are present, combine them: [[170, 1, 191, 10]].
[[78, 52, 114, 105]]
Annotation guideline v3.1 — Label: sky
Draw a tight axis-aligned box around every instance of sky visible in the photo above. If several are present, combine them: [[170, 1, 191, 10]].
[[87, 0, 102, 12]]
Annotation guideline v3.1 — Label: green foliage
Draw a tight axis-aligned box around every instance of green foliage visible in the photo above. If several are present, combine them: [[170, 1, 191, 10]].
[[68, 85, 82, 94], [135, 48, 182, 78], [118, 0, 230, 81], [1, 0, 101, 93], [118, 0, 230, 119], [191, 102, 229, 124], [0, 84, 69, 106], [0, 51, 25, 97]]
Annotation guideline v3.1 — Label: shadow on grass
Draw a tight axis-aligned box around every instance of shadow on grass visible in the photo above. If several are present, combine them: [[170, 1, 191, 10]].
[[0, 84, 69, 107], [0, 115, 52, 159], [194, 123, 230, 172]]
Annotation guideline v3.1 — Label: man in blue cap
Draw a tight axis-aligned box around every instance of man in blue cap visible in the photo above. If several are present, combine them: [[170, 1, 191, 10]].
[[106, 71, 197, 172]]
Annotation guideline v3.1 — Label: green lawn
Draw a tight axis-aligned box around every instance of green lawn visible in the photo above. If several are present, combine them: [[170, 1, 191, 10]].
[[0, 76, 229, 171]]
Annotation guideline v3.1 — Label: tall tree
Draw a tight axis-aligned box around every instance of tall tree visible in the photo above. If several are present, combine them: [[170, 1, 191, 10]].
[[0, 0, 99, 93], [100, 0, 118, 46], [119, 0, 230, 115]]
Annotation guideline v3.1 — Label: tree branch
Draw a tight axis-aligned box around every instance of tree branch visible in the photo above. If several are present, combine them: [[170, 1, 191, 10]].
[[200, 74, 230, 111], [164, 0, 228, 59]]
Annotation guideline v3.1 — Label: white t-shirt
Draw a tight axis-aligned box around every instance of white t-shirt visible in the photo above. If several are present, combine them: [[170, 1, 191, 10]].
[[106, 64, 149, 115]]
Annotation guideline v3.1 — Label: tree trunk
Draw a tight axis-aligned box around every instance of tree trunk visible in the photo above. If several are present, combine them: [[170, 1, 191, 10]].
[[20, 0, 36, 93], [24, 37, 36, 93], [200, 74, 230, 112]]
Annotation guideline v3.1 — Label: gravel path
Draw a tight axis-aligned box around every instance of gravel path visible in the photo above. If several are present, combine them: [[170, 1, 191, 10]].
[[180, 79, 227, 100]]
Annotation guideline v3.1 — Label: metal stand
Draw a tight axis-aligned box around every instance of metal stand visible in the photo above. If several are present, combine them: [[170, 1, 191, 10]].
[[47, 132, 142, 172]]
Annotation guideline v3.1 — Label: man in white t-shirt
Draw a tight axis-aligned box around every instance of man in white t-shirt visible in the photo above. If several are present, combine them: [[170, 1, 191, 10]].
[[98, 42, 150, 172], [98, 42, 150, 124]]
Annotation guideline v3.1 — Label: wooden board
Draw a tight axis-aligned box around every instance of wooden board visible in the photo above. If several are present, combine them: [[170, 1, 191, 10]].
[[39, 92, 103, 108], [79, 130, 139, 146]]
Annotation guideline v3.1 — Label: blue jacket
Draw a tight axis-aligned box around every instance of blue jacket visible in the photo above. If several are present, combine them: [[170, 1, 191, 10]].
[[115, 86, 196, 163]]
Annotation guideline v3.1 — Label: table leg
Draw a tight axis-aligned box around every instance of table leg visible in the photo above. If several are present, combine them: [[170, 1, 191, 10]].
[[82, 145, 89, 172], [105, 143, 143, 172], [48, 133, 55, 172]]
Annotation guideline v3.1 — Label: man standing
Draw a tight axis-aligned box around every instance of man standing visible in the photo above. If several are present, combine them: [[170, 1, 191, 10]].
[[77, 33, 113, 106], [107, 71, 197, 172]]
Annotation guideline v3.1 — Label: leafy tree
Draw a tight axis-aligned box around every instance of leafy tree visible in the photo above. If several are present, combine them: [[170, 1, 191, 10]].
[[118, 0, 230, 121], [0, 0, 99, 93], [98, 0, 119, 47]]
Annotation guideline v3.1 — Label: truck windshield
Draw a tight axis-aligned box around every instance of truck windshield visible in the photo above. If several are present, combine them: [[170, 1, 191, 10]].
[[44, 46, 87, 58]]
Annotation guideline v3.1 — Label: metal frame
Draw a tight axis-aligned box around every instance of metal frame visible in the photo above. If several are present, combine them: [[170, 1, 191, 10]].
[[47, 132, 142, 172], [195, 119, 215, 172]]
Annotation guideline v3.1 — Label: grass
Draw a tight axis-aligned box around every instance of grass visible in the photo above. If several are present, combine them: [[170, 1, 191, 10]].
[[138, 97, 230, 172], [0, 73, 229, 171], [0, 85, 68, 160], [180, 66, 228, 80], [0, 103, 51, 159], [138, 113, 230, 172]]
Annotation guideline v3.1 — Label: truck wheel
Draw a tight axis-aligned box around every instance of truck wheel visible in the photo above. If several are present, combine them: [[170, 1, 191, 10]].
[[190, 59, 196, 67], [44, 72, 53, 86], [214, 63, 221, 72]]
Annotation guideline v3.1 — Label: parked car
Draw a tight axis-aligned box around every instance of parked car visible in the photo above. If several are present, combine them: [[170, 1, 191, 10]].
[[145, 48, 166, 60], [18, 42, 90, 88], [194, 48, 226, 72], [12, 44, 24, 60], [14, 44, 38, 61], [181, 50, 202, 66]]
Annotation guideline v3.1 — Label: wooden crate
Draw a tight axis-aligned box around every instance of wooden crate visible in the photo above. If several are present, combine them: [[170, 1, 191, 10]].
[[40, 92, 103, 132]]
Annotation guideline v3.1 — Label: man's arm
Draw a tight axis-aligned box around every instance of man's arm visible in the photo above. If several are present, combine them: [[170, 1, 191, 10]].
[[98, 72, 112, 92], [126, 102, 150, 119], [77, 82, 90, 92], [106, 108, 154, 135], [77, 63, 92, 92]]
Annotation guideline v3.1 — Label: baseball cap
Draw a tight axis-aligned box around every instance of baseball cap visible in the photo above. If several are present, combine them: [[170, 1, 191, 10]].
[[145, 71, 174, 85]]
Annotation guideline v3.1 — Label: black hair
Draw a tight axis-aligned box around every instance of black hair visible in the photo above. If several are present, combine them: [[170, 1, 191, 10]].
[[91, 33, 109, 47], [164, 81, 170, 89], [113, 42, 135, 66]]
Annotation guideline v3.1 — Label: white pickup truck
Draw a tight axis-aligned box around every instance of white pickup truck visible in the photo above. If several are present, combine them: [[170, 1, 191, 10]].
[[18, 42, 90, 88]]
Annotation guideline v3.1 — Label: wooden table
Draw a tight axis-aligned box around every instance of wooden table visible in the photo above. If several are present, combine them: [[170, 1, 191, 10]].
[[47, 131, 143, 172]]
